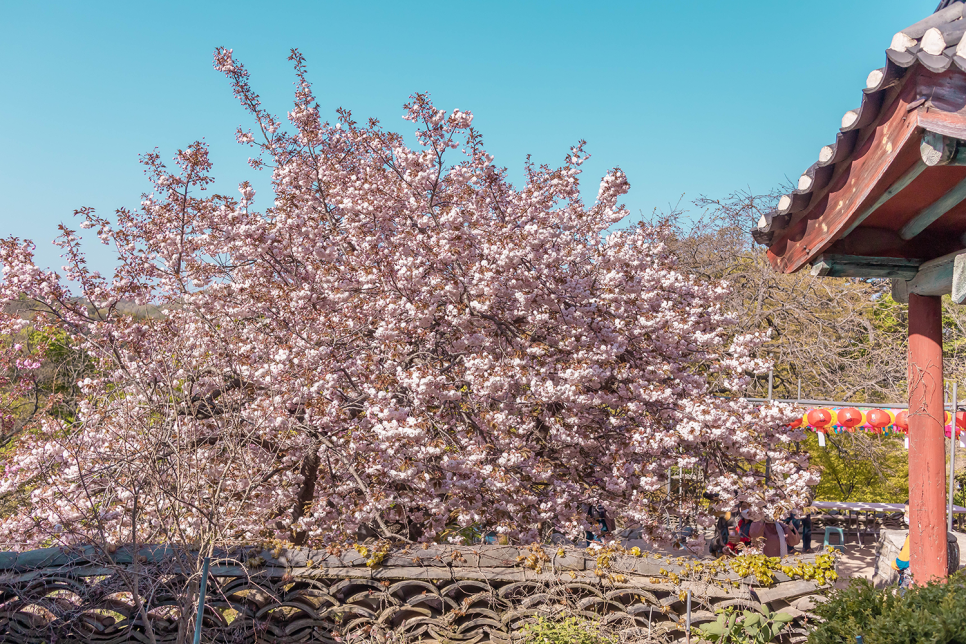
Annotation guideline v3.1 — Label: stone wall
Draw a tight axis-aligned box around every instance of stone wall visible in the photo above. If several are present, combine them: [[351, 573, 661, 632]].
[[0, 544, 833, 643]]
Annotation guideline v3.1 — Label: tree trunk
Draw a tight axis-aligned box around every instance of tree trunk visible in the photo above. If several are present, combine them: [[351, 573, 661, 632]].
[[292, 440, 321, 546]]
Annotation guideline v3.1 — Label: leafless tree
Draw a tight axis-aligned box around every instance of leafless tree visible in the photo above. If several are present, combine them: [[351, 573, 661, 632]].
[[655, 190, 966, 491]]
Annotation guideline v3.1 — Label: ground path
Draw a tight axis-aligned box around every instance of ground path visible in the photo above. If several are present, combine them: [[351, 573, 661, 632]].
[[831, 543, 877, 588]]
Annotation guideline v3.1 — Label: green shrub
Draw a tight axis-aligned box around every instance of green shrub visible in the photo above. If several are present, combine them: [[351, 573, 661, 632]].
[[522, 615, 614, 644], [694, 607, 794, 644], [808, 572, 966, 644]]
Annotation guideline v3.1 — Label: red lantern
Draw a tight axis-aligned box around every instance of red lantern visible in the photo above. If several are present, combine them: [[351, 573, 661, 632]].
[[807, 408, 832, 432], [789, 414, 803, 429], [945, 411, 966, 439], [838, 408, 864, 431], [867, 408, 893, 433], [894, 410, 909, 433]]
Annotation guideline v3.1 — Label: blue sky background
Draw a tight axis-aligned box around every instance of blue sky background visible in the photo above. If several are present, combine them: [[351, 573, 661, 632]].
[[0, 0, 937, 273]]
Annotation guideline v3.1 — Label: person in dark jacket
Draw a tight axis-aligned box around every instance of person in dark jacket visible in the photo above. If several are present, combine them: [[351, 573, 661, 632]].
[[801, 507, 813, 553], [710, 511, 731, 557], [703, 492, 732, 557]]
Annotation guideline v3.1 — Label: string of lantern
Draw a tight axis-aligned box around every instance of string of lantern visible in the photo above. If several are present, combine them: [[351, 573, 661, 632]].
[[789, 407, 965, 447]]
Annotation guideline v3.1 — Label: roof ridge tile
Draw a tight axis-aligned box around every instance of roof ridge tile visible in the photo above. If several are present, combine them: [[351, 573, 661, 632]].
[[754, 3, 966, 243]]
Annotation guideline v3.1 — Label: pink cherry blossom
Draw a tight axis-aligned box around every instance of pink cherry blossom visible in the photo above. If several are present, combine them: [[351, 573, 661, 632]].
[[0, 48, 814, 550]]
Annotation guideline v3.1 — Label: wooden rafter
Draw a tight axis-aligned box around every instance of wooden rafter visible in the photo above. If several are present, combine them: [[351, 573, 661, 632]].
[[841, 161, 926, 237], [767, 78, 922, 274]]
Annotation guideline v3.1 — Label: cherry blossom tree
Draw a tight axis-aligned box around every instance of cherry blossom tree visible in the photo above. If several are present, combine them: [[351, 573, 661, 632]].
[[0, 48, 815, 551]]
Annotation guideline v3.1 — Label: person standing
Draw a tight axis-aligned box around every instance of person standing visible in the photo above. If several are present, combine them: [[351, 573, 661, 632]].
[[802, 487, 817, 553], [749, 517, 801, 558], [583, 504, 612, 542], [709, 510, 731, 557], [801, 508, 813, 553], [785, 505, 813, 553], [891, 501, 912, 589], [703, 493, 732, 557]]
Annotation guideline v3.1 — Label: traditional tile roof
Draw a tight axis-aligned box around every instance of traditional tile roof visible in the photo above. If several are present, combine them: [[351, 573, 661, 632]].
[[753, 1, 966, 245]]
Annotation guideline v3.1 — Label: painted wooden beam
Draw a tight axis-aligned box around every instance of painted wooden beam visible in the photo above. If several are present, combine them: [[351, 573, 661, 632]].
[[955, 254, 966, 304], [908, 250, 962, 296], [919, 131, 966, 166], [919, 109, 966, 143], [899, 175, 966, 240], [891, 249, 966, 303], [891, 278, 909, 303], [810, 254, 922, 279]]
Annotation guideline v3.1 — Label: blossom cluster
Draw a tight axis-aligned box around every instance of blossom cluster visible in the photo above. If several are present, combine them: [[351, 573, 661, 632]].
[[0, 49, 814, 549]]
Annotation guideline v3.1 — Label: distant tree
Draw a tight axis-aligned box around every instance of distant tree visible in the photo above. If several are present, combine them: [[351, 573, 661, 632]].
[[668, 191, 910, 404], [806, 433, 908, 503], [0, 318, 90, 439], [0, 49, 812, 552], [660, 191, 966, 503]]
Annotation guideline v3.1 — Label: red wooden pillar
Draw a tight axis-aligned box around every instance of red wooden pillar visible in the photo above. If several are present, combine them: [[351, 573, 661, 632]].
[[907, 293, 948, 583]]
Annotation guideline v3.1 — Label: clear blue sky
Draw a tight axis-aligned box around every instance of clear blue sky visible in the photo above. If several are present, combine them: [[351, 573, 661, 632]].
[[0, 0, 936, 272]]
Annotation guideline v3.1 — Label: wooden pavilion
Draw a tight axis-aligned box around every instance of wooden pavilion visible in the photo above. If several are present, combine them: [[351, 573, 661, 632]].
[[754, 0, 966, 582]]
